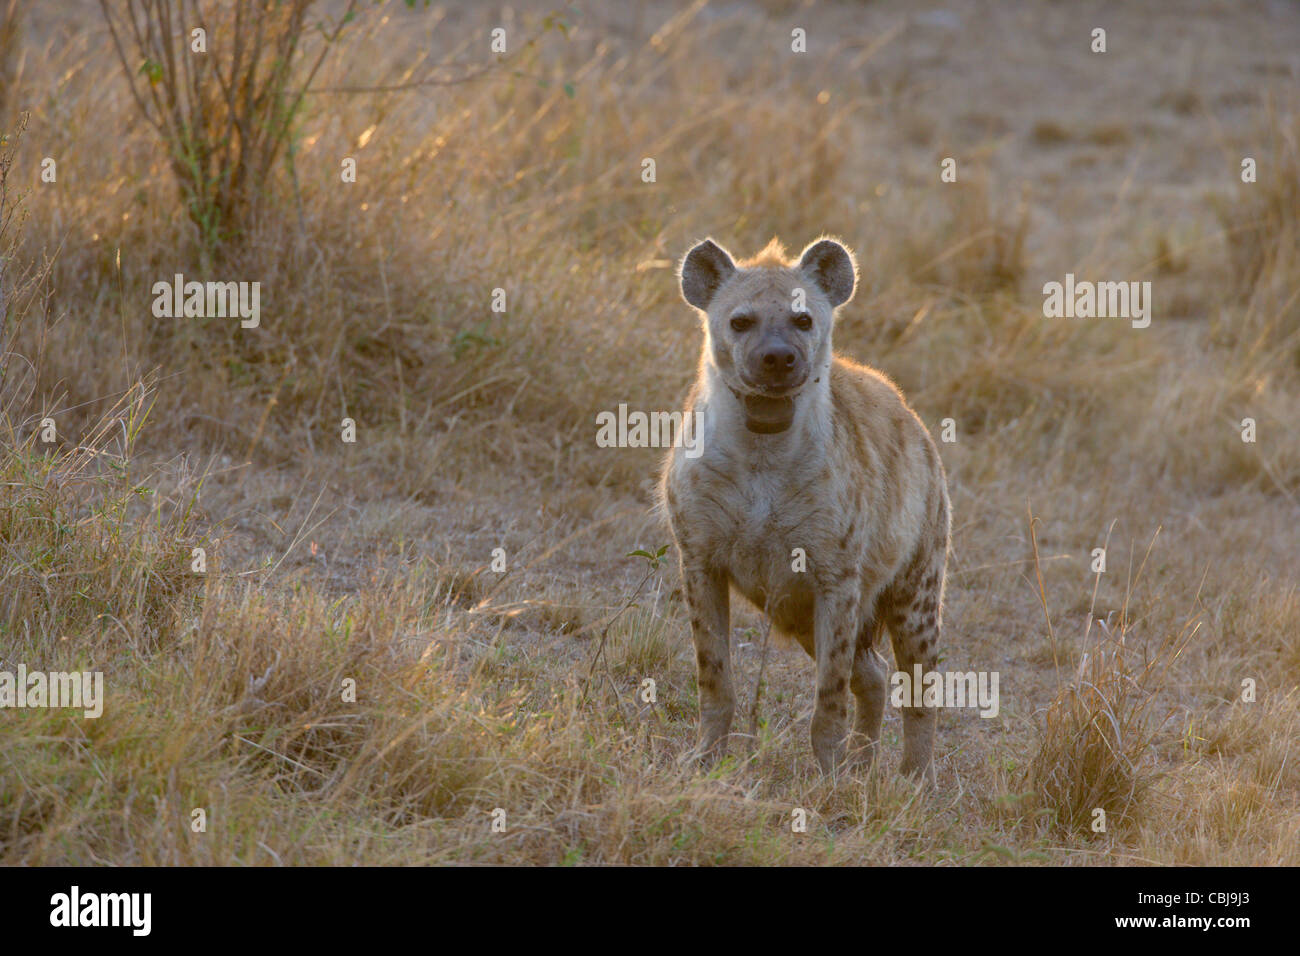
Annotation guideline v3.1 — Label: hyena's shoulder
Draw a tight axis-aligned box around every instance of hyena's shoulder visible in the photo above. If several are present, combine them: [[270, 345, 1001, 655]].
[[828, 354, 946, 499], [828, 354, 906, 419], [828, 354, 930, 447]]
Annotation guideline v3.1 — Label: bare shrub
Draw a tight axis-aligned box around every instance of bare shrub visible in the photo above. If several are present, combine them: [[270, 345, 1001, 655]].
[[98, 0, 357, 249]]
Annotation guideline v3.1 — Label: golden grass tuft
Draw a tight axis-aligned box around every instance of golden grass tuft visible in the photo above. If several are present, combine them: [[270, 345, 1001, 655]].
[[1027, 626, 1188, 838]]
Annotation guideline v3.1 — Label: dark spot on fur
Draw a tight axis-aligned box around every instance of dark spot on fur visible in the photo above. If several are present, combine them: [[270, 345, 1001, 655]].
[[839, 520, 857, 550], [891, 414, 906, 456]]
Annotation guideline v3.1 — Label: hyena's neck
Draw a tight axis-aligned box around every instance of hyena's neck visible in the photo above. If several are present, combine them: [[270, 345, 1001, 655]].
[[698, 360, 832, 465]]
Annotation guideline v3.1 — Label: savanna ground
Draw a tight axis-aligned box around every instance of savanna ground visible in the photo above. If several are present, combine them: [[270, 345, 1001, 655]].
[[0, 0, 1297, 865]]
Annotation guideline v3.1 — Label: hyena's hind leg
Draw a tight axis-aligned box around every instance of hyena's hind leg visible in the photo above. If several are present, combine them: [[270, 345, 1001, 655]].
[[848, 611, 889, 769], [882, 543, 947, 782]]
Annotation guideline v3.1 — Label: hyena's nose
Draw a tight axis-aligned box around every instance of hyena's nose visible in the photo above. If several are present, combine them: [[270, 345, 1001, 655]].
[[761, 345, 797, 373]]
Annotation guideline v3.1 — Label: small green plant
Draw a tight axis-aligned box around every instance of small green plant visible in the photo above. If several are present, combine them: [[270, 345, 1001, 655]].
[[579, 545, 669, 708], [627, 544, 669, 570]]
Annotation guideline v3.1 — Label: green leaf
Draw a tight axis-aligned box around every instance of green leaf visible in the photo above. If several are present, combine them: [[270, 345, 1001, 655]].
[[139, 59, 163, 86], [563, 82, 575, 99], [450, 323, 500, 360]]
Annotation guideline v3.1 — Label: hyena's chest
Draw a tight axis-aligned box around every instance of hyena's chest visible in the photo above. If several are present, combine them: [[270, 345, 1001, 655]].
[[689, 466, 831, 611]]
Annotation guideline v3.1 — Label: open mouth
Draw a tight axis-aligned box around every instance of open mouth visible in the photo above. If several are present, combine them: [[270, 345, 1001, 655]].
[[737, 374, 805, 398]]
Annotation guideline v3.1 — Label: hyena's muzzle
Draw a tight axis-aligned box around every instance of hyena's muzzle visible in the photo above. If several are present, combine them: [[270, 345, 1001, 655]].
[[736, 328, 810, 433]]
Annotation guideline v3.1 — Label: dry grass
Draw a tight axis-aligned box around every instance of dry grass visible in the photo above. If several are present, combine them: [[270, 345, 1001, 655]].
[[1026, 592, 1195, 838], [1, 0, 1298, 865]]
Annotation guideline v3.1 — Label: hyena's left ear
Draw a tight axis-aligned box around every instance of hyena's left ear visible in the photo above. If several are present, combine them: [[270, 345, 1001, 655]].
[[680, 238, 736, 311], [798, 238, 857, 308]]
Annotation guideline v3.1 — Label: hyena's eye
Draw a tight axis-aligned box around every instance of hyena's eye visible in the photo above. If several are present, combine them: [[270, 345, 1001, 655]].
[[792, 312, 813, 331], [730, 315, 755, 333]]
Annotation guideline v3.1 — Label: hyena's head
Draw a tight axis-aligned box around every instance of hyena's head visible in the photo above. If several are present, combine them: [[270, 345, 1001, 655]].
[[679, 236, 857, 432]]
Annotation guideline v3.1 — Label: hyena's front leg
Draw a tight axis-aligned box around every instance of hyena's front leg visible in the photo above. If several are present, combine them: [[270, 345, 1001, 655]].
[[811, 584, 860, 774], [681, 564, 734, 762]]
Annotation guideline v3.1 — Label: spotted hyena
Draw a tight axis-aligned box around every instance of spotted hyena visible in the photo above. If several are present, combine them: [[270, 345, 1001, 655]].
[[660, 236, 951, 780]]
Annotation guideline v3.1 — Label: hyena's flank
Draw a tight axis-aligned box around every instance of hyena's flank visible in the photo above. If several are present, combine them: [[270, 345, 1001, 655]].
[[660, 236, 951, 780]]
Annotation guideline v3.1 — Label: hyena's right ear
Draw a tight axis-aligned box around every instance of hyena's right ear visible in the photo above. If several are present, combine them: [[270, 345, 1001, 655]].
[[679, 239, 736, 311], [798, 238, 857, 308]]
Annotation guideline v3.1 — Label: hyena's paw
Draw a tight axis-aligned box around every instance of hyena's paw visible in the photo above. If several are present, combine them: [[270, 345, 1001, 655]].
[[810, 733, 848, 779], [846, 733, 881, 774], [898, 755, 937, 789], [680, 734, 730, 771], [897, 707, 938, 787]]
